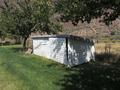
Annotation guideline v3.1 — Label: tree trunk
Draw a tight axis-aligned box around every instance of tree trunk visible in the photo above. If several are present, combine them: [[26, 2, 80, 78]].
[[23, 37, 28, 50]]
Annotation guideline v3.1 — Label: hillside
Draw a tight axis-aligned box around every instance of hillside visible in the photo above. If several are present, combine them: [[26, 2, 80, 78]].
[[60, 18, 120, 38]]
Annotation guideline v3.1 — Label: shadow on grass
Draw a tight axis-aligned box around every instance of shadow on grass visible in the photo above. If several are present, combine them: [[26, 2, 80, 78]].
[[95, 53, 120, 65], [57, 53, 120, 90], [9, 47, 23, 53]]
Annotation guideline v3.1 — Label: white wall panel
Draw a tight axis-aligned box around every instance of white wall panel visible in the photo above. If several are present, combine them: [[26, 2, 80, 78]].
[[33, 38, 67, 64], [68, 39, 95, 66], [49, 38, 67, 64]]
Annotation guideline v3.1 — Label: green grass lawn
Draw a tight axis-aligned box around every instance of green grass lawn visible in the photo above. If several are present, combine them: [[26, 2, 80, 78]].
[[0, 45, 120, 90], [0, 45, 68, 90]]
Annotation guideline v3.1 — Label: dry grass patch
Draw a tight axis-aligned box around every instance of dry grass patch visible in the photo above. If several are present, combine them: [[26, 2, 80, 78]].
[[95, 42, 120, 54]]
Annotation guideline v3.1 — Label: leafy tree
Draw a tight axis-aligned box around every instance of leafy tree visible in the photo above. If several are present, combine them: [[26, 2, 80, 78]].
[[0, 0, 61, 49], [55, 0, 120, 25]]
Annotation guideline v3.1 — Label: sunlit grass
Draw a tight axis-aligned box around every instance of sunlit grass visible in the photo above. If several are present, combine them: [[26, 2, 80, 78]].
[[0, 45, 67, 90]]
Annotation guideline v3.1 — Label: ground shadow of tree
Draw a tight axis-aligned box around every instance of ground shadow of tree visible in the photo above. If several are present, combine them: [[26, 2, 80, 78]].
[[10, 47, 23, 52], [96, 53, 120, 63], [95, 53, 120, 67], [56, 53, 120, 90]]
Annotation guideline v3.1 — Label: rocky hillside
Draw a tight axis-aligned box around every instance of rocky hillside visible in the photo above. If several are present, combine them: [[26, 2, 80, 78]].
[[60, 18, 120, 38]]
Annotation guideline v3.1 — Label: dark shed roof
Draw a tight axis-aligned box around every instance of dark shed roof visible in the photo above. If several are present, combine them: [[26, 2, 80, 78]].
[[31, 35, 94, 44], [32, 35, 84, 39]]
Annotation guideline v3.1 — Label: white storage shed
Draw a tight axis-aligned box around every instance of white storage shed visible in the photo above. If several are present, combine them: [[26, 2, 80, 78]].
[[32, 35, 95, 67]]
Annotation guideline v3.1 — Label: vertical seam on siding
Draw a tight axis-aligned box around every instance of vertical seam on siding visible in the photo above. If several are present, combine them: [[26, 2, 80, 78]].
[[66, 38, 69, 66]]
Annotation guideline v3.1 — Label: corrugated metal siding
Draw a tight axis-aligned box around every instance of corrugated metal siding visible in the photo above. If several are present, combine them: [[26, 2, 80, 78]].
[[33, 38, 50, 58], [33, 38, 67, 64], [49, 38, 67, 64], [32, 37, 95, 66], [68, 39, 95, 66]]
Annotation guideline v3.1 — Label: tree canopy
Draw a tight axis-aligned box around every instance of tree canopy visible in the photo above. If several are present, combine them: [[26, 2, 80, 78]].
[[0, 0, 61, 49], [55, 0, 120, 25]]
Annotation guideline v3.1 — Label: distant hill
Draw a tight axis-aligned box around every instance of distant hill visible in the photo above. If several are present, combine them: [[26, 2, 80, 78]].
[[0, 0, 4, 6], [60, 18, 120, 38]]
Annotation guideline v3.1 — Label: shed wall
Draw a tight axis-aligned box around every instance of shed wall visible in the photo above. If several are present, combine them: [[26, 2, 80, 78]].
[[68, 38, 95, 66], [32, 36, 95, 66], [33, 38, 67, 64], [33, 38, 50, 58]]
